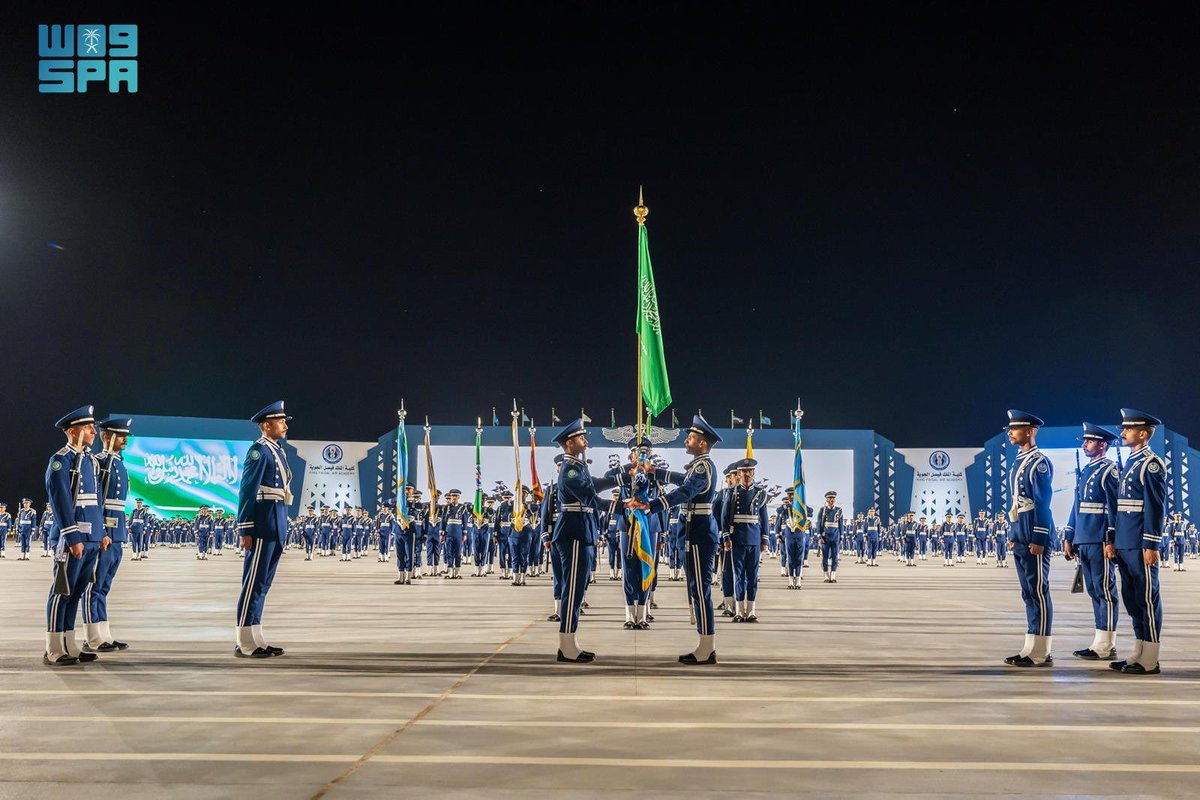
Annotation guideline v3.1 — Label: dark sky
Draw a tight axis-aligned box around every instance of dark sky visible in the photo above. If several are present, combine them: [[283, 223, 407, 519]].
[[1, 4, 1198, 499]]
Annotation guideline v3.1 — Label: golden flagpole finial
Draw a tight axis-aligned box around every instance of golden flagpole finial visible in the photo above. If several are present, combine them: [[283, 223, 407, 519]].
[[634, 186, 648, 226]]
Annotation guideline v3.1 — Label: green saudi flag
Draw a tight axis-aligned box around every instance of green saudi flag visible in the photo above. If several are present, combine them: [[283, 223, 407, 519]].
[[637, 223, 672, 416]]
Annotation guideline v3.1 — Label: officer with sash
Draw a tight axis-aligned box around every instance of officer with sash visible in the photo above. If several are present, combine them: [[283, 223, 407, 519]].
[[549, 418, 619, 662], [83, 417, 132, 652], [1062, 422, 1121, 660], [234, 401, 293, 658], [1003, 410, 1055, 668], [44, 405, 105, 666], [1110, 408, 1167, 675], [630, 414, 722, 664]]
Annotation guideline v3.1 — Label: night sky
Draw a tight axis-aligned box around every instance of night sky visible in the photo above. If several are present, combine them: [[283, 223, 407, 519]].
[[1, 5, 1197, 500]]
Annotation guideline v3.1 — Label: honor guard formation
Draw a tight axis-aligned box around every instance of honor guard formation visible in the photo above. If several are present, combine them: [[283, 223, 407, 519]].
[[21, 403, 1186, 674]]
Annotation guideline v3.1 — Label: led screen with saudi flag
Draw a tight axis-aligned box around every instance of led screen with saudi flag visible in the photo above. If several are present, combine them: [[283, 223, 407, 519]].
[[123, 437, 253, 518]]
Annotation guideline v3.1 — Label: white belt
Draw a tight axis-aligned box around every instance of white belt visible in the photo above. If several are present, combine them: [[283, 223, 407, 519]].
[[257, 486, 293, 503], [561, 504, 591, 512], [105, 517, 118, 527], [1013, 498, 1035, 513], [688, 503, 713, 515], [76, 498, 98, 508], [104, 500, 125, 511], [732, 515, 759, 524], [1118, 500, 1144, 511], [446, 519, 463, 525], [77, 493, 97, 502], [1078, 508, 1105, 515]]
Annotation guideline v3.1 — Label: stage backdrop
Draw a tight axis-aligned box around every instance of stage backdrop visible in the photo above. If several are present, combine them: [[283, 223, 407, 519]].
[[896, 447, 983, 522], [288, 440, 377, 512], [123, 436, 252, 518]]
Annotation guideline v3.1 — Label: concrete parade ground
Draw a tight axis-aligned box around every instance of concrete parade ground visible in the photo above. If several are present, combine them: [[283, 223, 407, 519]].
[[1, 547, 1198, 798]]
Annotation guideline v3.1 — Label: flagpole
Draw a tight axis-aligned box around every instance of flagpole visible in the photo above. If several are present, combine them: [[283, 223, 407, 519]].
[[635, 186, 647, 446]]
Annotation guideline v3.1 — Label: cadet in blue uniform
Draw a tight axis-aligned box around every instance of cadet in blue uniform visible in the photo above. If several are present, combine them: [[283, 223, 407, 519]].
[[44, 405, 105, 666], [715, 466, 737, 612], [863, 507, 881, 566], [128, 500, 148, 560], [234, 401, 293, 658], [81, 417, 133, 652], [471, 496, 495, 577], [993, 512, 1010, 567], [1062, 422, 1121, 660], [601, 489, 622, 580], [299, 506, 318, 560], [15, 498, 36, 560], [816, 491, 844, 582], [549, 419, 619, 662], [1110, 408, 1167, 675], [940, 513, 956, 566], [852, 512, 866, 563], [1166, 512, 1187, 571], [972, 511, 989, 564], [376, 503, 394, 563], [542, 455, 564, 620], [1003, 410, 1055, 668], [632, 414, 722, 664], [39, 503, 55, 557], [777, 489, 806, 588], [393, 486, 422, 584], [611, 438, 664, 628], [0, 503, 10, 558], [338, 506, 355, 562], [213, 508, 229, 554], [440, 489, 470, 579], [194, 505, 215, 560], [722, 458, 769, 622], [317, 507, 334, 557]]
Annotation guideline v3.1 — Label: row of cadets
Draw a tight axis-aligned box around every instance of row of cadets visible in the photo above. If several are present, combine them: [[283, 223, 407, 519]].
[[816, 490, 844, 582], [721, 458, 769, 621], [82, 417, 133, 652], [440, 489, 471, 579], [1062, 422, 1121, 661], [632, 414, 723, 665], [43, 406, 105, 666]]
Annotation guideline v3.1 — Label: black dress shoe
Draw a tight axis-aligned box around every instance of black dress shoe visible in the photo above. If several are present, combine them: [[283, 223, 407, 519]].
[[635, 621, 650, 630], [623, 621, 635, 629], [646, 614, 655, 622], [393, 578, 405, 584], [234, 646, 272, 659], [581, 601, 589, 609], [111, 640, 129, 650], [650, 601, 658, 609], [1004, 653, 1025, 665], [97, 642, 120, 652], [265, 645, 285, 656], [76, 652, 98, 663], [43, 653, 78, 667], [580, 649, 595, 659], [1073, 647, 1110, 660], [722, 608, 734, 617], [547, 613, 560, 622], [732, 615, 744, 623], [1120, 662, 1161, 675], [556, 650, 594, 663], [1109, 659, 1128, 671], [678, 651, 718, 665], [745, 614, 758, 623]]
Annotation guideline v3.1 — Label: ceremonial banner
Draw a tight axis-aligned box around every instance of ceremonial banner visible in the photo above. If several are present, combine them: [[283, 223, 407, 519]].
[[791, 416, 809, 531], [636, 221, 671, 417], [396, 419, 410, 527]]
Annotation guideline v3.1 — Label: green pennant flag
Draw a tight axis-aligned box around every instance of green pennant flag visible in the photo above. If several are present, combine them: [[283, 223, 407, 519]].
[[637, 223, 672, 416]]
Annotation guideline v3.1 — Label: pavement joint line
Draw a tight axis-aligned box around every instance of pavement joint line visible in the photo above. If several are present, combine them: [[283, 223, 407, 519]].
[[308, 617, 538, 800], [1, 691, 1197, 704], [0, 753, 1196, 772], [4, 717, 1200, 734]]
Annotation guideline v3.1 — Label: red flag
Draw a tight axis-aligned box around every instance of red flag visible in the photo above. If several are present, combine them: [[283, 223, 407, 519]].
[[530, 429, 544, 503]]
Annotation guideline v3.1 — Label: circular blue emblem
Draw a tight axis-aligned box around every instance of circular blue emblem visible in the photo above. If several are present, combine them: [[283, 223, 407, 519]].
[[929, 450, 951, 470], [322, 444, 344, 464]]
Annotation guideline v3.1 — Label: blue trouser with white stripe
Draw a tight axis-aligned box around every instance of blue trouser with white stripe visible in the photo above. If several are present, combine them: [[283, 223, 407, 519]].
[[1076, 543, 1118, 632], [1012, 543, 1052, 636], [784, 534, 805, 577], [720, 545, 735, 596], [84, 542, 123, 624], [1114, 547, 1161, 644], [995, 535, 1008, 562], [508, 534, 527, 573], [866, 535, 878, 560], [394, 528, 415, 571], [1173, 537, 1187, 565], [976, 535, 987, 558], [236, 539, 282, 628], [47, 543, 99, 634], [905, 535, 917, 561], [444, 531, 463, 568], [555, 539, 592, 633], [732, 545, 760, 601], [684, 538, 717, 635]]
